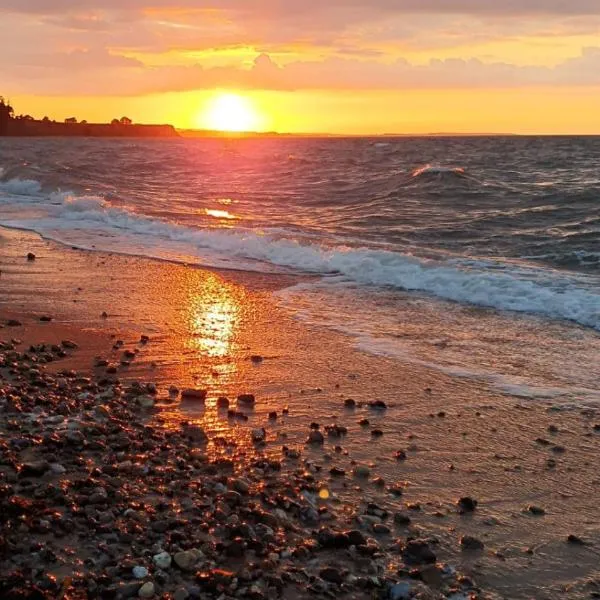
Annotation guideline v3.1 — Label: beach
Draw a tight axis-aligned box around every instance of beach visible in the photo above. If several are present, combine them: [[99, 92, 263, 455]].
[[2, 226, 600, 600]]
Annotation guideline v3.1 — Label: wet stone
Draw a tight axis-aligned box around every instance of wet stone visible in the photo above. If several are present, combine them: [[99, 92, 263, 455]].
[[460, 535, 485, 551], [181, 388, 207, 401], [320, 567, 344, 585], [307, 430, 325, 445], [457, 496, 478, 513], [402, 539, 437, 565], [138, 582, 155, 598]]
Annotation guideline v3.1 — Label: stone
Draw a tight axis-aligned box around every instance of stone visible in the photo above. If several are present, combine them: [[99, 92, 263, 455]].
[[153, 551, 172, 569], [526, 505, 546, 516], [237, 393, 256, 407], [137, 395, 155, 409], [368, 400, 387, 410], [174, 549, 204, 571], [138, 582, 155, 598], [395, 450, 407, 461], [457, 496, 478, 513], [371, 429, 384, 437], [27, 252, 36, 261], [133, 566, 149, 579], [250, 355, 264, 363], [7, 319, 22, 327], [173, 587, 189, 600], [182, 425, 208, 444], [20, 461, 50, 477], [181, 388, 207, 401], [231, 478, 250, 494], [217, 396, 229, 408], [252, 428, 266, 442], [394, 513, 411, 526], [344, 398, 356, 408], [402, 540, 437, 565], [460, 535, 484, 550], [388, 582, 412, 600], [353, 465, 371, 478], [567, 534, 585, 545], [319, 567, 344, 585], [61, 340, 78, 349], [307, 430, 324, 445]]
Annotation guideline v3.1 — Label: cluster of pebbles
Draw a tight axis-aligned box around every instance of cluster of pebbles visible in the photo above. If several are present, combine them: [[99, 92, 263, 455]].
[[0, 335, 484, 600]]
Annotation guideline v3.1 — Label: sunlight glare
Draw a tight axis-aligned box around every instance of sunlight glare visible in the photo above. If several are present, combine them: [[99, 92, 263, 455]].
[[200, 93, 263, 132]]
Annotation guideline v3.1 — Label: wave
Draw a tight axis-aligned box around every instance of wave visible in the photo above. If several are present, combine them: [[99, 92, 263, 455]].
[[412, 164, 467, 178], [1, 178, 599, 331]]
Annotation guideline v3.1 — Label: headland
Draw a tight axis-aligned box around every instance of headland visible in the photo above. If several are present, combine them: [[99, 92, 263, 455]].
[[0, 97, 178, 138]]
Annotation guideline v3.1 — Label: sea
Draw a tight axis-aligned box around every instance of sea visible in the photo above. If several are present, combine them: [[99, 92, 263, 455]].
[[1, 135, 599, 403]]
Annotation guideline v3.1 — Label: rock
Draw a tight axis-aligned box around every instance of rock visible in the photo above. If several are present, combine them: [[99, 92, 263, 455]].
[[368, 400, 387, 410], [317, 528, 351, 549], [231, 478, 250, 494], [49, 463, 66, 474], [39, 316, 52, 322], [344, 398, 356, 408], [457, 496, 478, 513], [307, 430, 324, 445], [137, 395, 155, 409], [526, 505, 546, 516], [252, 428, 266, 443], [250, 355, 263, 363], [395, 450, 407, 461], [394, 513, 411, 526], [359, 418, 370, 427], [237, 393, 256, 407], [388, 582, 412, 600], [319, 567, 344, 585], [132, 566, 149, 579], [181, 389, 207, 401], [182, 425, 208, 444], [61, 340, 78, 349], [268, 411, 278, 420], [173, 587, 189, 600], [174, 549, 204, 571], [140, 335, 150, 344], [460, 535, 484, 550], [347, 530, 367, 546], [20, 461, 50, 477], [153, 551, 172, 569], [217, 396, 229, 408], [353, 465, 371, 478], [138, 582, 155, 598], [7, 319, 22, 327], [567, 534, 586, 545], [330, 467, 345, 477], [27, 252, 36, 261], [402, 539, 437, 565]]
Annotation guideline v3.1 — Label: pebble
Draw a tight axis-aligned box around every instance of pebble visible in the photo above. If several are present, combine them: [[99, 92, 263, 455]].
[[132, 566, 149, 579], [252, 428, 266, 442], [460, 535, 485, 550], [307, 430, 325, 445], [137, 395, 155, 409], [237, 393, 256, 407], [153, 551, 172, 569], [138, 582, 155, 598], [457, 496, 478, 513], [526, 505, 546, 516], [388, 582, 412, 600], [353, 465, 371, 478], [174, 549, 204, 571], [181, 388, 207, 401]]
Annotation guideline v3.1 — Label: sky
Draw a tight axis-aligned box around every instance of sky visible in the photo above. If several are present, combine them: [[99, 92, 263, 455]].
[[1, 0, 600, 134]]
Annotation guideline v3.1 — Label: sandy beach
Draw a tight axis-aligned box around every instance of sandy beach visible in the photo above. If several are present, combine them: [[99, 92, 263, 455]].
[[2, 226, 600, 600]]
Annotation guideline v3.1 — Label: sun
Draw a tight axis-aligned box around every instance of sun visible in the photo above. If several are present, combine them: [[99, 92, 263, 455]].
[[200, 93, 263, 132]]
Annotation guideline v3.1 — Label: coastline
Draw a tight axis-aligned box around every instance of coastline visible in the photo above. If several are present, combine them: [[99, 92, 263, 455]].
[[2, 226, 600, 599]]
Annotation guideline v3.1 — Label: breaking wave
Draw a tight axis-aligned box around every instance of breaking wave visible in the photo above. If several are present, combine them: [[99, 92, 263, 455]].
[[1, 178, 599, 331]]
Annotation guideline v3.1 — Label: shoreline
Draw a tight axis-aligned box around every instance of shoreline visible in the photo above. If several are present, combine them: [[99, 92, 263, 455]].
[[2, 228, 600, 599]]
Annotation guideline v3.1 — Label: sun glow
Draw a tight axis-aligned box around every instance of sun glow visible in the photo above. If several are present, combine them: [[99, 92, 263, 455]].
[[199, 93, 263, 132]]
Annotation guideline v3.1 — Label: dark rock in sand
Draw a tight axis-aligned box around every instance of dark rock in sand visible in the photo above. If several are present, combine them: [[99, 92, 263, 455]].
[[27, 252, 36, 261], [217, 396, 229, 408], [39, 316, 52, 322], [457, 496, 478, 513], [19, 461, 50, 477], [567, 534, 586, 545], [61, 340, 78, 349], [268, 411, 277, 420], [460, 535, 484, 551], [359, 419, 370, 427], [320, 567, 344, 585], [394, 513, 412, 526], [402, 539, 437, 565], [329, 467, 346, 477], [250, 355, 264, 363], [344, 398, 356, 408], [6, 320, 22, 327], [371, 429, 384, 437], [317, 528, 352, 549], [307, 430, 325, 445], [395, 450, 407, 461], [526, 505, 546, 516], [181, 388, 207, 401], [368, 400, 388, 410], [237, 393, 256, 407]]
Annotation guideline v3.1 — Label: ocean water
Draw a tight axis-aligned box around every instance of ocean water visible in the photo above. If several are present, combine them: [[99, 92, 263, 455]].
[[1, 136, 599, 401]]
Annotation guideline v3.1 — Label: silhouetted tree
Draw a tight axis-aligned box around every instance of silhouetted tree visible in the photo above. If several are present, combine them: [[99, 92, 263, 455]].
[[120, 116, 132, 125]]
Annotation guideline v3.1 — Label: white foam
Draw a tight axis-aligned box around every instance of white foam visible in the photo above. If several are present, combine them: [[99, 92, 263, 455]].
[[0, 177, 43, 196], [1, 178, 600, 331]]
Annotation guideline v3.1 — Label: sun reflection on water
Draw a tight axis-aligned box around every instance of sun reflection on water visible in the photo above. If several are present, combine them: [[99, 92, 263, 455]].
[[186, 273, 241, 359]]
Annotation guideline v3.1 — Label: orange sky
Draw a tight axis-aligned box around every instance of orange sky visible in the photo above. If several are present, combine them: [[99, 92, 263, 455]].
[[2, 2, 600, 134]]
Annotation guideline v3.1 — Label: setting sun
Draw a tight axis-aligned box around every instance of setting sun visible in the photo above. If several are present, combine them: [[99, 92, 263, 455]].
[[199, 93, 263, 132]]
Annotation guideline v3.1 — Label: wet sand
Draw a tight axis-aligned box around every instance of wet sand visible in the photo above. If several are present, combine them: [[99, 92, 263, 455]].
[[2, 226, 600, 600]]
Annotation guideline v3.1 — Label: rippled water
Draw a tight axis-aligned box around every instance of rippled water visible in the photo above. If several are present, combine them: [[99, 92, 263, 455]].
[[1, 135, 599, 401]]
